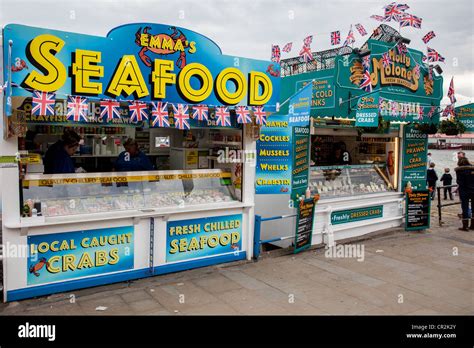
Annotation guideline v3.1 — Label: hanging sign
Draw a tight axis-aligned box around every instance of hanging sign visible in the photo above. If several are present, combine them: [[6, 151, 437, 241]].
[[405, 190, 430, 230], [255, 114, 292, 194], [294, 197, 317, 253], [295, 76, 336, 110], [355, 92, 379, 127], [291, 126, 311, 202], [401, 124, 428, 191], [455, 103, 474, 132], [3, 23, 280, 114], [288, 83, 312, 126]]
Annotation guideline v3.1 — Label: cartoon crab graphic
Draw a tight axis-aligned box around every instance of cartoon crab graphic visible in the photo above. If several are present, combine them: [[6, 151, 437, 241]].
[[135, 26, 190, 69]]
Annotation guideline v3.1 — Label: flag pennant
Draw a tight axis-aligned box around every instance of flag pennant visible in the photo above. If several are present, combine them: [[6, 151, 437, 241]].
[[282, 42, 293, 53], [413, 64, 420, 79], [191, 105, 209, 122], [448, 77, 456, 104], [370, 15, 387, 22], [362, 55, 371, 70], [355, 23, 367, 36], [397, 42, 408, 55], [382, 52, 392, 68], [427, 47, 445, 62], [299, 44, 313, 62], [31, 90, 56, 116], [235, 105, 251, 124], [360, 69, 372, 92], [151, 102, 170, 128], [427, 106, 436, 118], [343, 25, 355, 46], [253, 106, 267, 126], [442, 104, 455, 118], [100, 99, 121, 122], [215, 106, 231, 127], [330, 31, 341, 45], [399, 13, 422, 28], [271, 45, 281, 63], [172, 103, 190, 130], [67, 96, 89, 122], [384, 2, 409, 22], [129, 101, 149, 123], [303, 35, 313, 46], [417, 106, 424, 120], [422, 31, 436, 44]]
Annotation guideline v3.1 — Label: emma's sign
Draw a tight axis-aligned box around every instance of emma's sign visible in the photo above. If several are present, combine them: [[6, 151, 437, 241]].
[[3, 24, 280, 109]]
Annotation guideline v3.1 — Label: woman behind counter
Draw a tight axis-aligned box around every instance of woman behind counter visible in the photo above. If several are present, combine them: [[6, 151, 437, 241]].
[[43, 129, 82, 174], [114, 138, 154, 172]]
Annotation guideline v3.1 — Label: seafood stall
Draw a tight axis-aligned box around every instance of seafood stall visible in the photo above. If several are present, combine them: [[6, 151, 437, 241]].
[[255, 25, 443, 247], [0, 23, 279, 301]]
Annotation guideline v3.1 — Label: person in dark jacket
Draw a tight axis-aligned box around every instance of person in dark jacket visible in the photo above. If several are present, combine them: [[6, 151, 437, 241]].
[[440, 168, 453, 200], [455, 157, 474, 231], [115, 138, 154, 172], [426, 162, 438, 200], [43, 129, 81, 174]]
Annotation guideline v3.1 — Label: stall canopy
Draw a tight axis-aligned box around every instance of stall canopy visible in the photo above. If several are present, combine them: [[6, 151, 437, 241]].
[[278, 24, 443, 124]]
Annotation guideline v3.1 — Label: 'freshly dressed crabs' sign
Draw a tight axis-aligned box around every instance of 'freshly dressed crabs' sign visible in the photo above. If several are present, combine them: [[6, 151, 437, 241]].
[[3, 23, 280, 108]]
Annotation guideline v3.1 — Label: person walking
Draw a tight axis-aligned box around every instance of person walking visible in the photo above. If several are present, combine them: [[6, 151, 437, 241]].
[[440, 168, 454, 200], [427, 162, 438, 200], [454, 157, 474, 231]]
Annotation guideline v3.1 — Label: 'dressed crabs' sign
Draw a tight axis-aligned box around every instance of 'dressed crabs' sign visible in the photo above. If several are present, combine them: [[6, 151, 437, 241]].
[[3, 23, 280, 109]]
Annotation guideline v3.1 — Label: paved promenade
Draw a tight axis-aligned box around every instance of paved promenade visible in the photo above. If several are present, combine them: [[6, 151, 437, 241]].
[[1, 204, 472, 315]]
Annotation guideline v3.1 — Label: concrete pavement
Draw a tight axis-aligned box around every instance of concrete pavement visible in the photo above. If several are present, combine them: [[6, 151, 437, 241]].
[[1, 204, 472, 315]]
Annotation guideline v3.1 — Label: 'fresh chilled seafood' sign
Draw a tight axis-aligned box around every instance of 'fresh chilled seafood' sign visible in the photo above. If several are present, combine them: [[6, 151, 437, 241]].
[[3, 24, 280, 109], [166, 214, 242, 262], [27, 226, 134, 285]]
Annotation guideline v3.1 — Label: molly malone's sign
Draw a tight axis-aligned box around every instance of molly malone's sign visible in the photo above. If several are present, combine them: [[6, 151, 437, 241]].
[[3, 24, 280, 109]]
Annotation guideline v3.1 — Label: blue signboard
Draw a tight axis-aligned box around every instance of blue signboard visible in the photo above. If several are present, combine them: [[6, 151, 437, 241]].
[[3, 23, 280, 112], [27, 226, 134, 286], [166, 214, 242, 262], [289, 83, 312, 126], [256, 114, 292, 194]]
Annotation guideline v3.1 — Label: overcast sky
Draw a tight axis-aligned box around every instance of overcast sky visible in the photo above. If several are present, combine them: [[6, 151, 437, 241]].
[[1, 0, 473, 105]]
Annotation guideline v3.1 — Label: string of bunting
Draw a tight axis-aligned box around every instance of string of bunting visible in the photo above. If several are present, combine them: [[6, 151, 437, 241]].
[[25, 88, 268, 130]]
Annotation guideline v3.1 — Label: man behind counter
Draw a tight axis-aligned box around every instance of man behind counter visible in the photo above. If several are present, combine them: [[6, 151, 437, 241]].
[[43, 129, 82, 174], [114, 138, 154, 172]]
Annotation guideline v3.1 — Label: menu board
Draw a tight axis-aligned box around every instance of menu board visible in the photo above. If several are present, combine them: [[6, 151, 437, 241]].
[[294, 198, 316, 253], [291, 126, 311, 202], [401, 124, 428, 191], [405, 190, 430, 231]]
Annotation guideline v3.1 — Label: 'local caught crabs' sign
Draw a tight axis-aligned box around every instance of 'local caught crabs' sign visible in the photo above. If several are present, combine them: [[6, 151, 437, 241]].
[[3, 24, 280, 109]]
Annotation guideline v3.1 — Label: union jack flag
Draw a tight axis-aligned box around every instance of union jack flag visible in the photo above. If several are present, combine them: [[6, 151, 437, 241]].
[[151, 102, 170, 128], [397, 42, 408, 55], [172, 103, 190, 130], [417, 106, 424, 120], [191, 105, 209, 122], [330, 31, 341, 45], [370, 15, 387, 22], [343, 26, 355, 46], [384, 2, 409, 22], [413, 64, 420, 78], [427, 106, 437, 119], [31, 90, 56, 116], [129, 101, 149, 123], [442, 104, 455, 118], [235, 106, 251, 124], [362, 55, 371, 70], [271, 45, 281, 63], [67, 96, 89, 122], [253, 106, 267, 126], [360, 69, 372, 92], [215, 107, 231, 127], [355, 23, 367, 36], [100, 99, 121, 122], [422, 31, 436, 44], [399, 13, 422, 28], [422, 54, 427, 62], [303, 35, 313, 46], [282, 42, 293, 53], [382, 52, 392, 68], [427, 47, 445, 62], [299, 44, 313, 62], [390, 101, 399, 117], [400, 103, 408, 119], [448, 77, 456, 104]]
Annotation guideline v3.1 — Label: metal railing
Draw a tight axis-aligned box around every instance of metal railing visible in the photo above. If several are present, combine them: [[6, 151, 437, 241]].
[[436, 184, 460, 226], [253, 214, 297, 260]]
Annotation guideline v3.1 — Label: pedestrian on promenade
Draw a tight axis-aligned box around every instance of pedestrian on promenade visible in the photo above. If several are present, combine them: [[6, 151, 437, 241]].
[[427, 162, 438, 200], [440, 168, 454, 200], [454, 157, 474, 231]]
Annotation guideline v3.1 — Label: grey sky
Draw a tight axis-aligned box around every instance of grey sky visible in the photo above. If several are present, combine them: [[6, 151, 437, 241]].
[[1, 0, 473, 105]]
